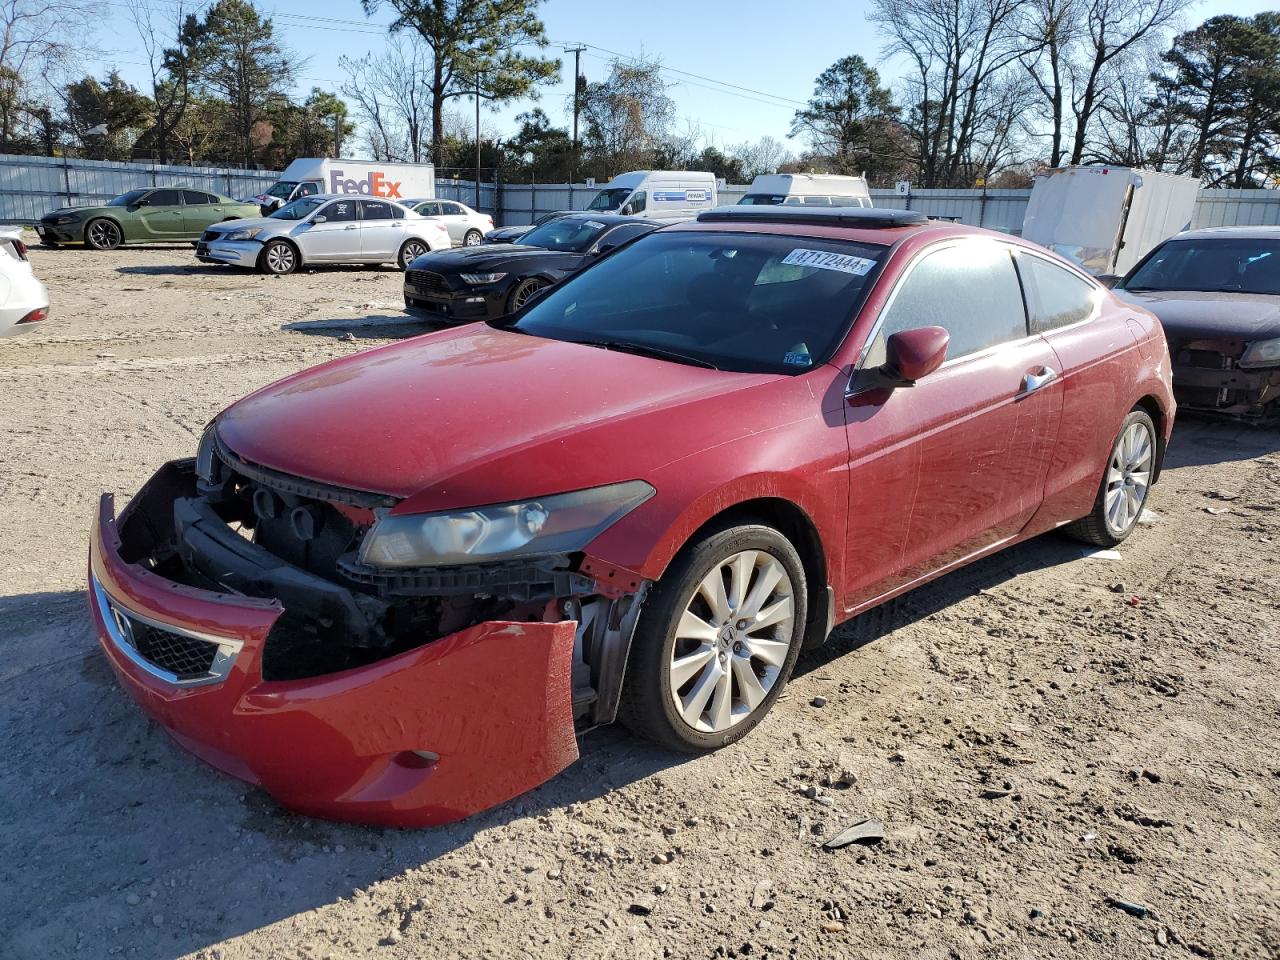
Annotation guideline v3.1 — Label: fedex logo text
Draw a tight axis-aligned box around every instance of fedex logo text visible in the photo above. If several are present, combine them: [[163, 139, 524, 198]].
[[328, 169, 403, 199]]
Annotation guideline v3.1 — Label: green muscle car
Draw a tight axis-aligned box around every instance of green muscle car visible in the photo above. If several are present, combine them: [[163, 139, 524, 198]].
[[36, 187, 260, 250]]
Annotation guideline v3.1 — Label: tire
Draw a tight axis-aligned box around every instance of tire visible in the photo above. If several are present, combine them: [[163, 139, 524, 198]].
[[1062, 407, 1157, 547], [259, 239, 298, 275], [507, 277, 547, 312], [85, 218, 122, 251], [397, 238, 428, 270], [618, 521, 808, 753], [463, 229, 483, 247]]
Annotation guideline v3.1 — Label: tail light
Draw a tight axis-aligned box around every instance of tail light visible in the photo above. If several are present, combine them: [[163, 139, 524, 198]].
[[17, 306, 47, 325], [13, 238, 27, 260]]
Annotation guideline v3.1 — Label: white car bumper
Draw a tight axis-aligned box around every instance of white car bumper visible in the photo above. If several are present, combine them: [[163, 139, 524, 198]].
[[0, 272, 49, 337]]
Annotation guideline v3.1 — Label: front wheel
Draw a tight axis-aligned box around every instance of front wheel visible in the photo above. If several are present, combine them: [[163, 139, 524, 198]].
[[259, 239, 298, 275], [398, 239, 428, 270], [463, 229, 483, 247], [507, 277, 547, 312], [85, 218, 122, 251], [618, 523, 807, 753], [1063, 407, 1157, 546]]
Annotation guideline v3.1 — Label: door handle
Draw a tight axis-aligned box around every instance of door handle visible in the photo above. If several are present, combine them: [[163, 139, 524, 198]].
[[344, 224, 358, 230], [1018, 366, 1058, 397]]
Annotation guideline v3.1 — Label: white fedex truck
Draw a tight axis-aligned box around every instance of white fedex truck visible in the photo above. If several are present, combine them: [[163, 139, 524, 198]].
[[253, 158, 436, 213], [1022, 166, 1199, 277], [584, 170, 717, 220]]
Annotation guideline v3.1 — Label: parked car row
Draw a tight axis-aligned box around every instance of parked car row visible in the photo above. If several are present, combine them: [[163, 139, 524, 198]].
[[88, 204, 1180, 827]]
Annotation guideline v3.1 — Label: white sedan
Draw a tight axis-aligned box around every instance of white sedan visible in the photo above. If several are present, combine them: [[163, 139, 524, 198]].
[[403, 198, 494, 247], [0, 227, 49, 337], [195, 195, 452, 274]]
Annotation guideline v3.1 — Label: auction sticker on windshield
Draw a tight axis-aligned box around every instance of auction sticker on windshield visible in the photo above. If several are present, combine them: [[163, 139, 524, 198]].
[[781, 248, 877, 276]]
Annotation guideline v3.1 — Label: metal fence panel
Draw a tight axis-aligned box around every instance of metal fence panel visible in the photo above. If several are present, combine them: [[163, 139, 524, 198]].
[[1191, 188, 1280, 228], [0, 153, 280, 223]]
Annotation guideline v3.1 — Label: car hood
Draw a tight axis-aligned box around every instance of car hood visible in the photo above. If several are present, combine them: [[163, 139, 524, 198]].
[[216, 325, 790, 511], [207, 215, 281, 234], [410, 245, 568, 273], [44, 205, 111, 218], [1117, 289, 1280, 342]]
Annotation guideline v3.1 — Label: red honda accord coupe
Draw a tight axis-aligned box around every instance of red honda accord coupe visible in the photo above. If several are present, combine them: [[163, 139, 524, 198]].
[[89, 207, 1174, 826]]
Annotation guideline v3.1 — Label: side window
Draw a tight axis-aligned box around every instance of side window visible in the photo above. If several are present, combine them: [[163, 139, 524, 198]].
[[598, 223, 652, 248], [419, 201, 442, 216], [621, 191, 646, 214], [297, 182, 320, 198], [871, 241, 1027, 364], [360, 199, 396, 221], [801, 195, 832, 206], [1018, 253, 1100, 333], [147, 189, 182, 206], [440, 202, 463, 215], [321, 199, 357, 222], [182, 190, 214, 205]]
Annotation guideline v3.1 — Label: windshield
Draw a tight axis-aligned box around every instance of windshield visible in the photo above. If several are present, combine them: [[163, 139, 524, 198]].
[[520, 218, 610, 252], [265, 181, 298, 199], [738, 194, 786, 205], [108, 190, 148, 207], [271, 196, 327, 221], [1121, 237, 1280, 295], [586, 188, 632, 212], [503, 231, 885, 374]]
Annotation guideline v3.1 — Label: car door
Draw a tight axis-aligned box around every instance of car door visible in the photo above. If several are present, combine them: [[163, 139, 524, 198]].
[[841, 238, 1063, 608], [437, 201, 470, 243], [298, 198, 359, 261], [357, 198, 403, 261], [135, 188, 185, 240], [180, 190, 224, 236], [1014, 249, 1130, 526]]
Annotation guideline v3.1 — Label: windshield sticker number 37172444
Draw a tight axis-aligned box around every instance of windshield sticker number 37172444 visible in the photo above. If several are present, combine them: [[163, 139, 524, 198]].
[[781, 248, 877, 276]]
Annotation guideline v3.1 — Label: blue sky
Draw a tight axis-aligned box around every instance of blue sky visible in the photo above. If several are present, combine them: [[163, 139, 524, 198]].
[[95, 0, 1280, 153]]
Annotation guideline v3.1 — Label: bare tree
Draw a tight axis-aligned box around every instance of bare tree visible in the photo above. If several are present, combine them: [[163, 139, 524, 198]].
[[340, 33, 431, 162], [1018, 0, 1081, 167], [578, 57, 676, 173], [871, 0, 1037, 186], [1065, 0, 1194, 164], [731, 136, 794, 179], [128, 1, 193, 163]]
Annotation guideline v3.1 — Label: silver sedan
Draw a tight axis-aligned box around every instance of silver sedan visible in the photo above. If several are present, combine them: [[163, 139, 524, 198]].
[[403, 198, 494, 247], [196, 195, 452, 274]]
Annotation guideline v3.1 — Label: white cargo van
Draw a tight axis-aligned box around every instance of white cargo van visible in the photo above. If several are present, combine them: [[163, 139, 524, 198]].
[[1021, 166, 1199, 276], [253, 158, 436, 214], [738, 173, 872, 208], [584, 171, 716, 221]]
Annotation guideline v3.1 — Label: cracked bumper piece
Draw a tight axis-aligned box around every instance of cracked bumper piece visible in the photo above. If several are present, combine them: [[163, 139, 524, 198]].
[[88, 485, 580, 827]]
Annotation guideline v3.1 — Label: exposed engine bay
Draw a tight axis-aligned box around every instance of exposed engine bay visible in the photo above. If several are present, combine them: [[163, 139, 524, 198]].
[[113, 435, 647, 724]]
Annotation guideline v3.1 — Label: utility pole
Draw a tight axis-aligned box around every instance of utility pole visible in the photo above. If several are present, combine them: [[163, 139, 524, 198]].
[[565, 45, 586, 181], [475, 70, 482, 210]]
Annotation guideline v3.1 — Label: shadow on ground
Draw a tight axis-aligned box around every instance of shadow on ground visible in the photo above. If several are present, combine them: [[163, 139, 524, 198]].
[[283, 313, 441, 340]]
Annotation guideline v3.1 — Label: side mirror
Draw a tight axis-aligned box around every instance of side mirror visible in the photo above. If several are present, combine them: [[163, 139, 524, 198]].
[[133, 198, 149, 207], [883, 325, 949, 384], [594, 240, 620, 256], [1096, 273, 1120, 289], [311, 215, 327, 224]]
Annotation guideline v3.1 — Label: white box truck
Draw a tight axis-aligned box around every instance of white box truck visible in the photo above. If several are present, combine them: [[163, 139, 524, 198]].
[[252, 158, 436, 213], [738, 173, 872, 207], [584, 170, 716, 220], [1021, 166, 1199, 277]]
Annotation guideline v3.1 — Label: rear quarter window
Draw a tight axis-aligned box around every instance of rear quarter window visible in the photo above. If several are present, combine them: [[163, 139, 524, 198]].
[[1019, 253, 1100, 332]]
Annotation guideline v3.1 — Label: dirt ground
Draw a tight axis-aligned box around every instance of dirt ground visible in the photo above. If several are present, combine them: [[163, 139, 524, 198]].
[[1, 239, 1277, 960]]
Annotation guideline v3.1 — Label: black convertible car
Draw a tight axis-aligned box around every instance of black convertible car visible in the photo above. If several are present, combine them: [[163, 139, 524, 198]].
[[403, 213, 660, 323]]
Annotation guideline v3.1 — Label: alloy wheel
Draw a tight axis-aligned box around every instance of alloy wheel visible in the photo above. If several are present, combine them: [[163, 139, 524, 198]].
[[400, 241, 426, 268], [667, 549, 795, 734], [511, 279, 545, 309], [464, 230, 482, 246], [88, 220, 120, 249], [265, 243, 296, 274], [1104, 419, 1153, 535]]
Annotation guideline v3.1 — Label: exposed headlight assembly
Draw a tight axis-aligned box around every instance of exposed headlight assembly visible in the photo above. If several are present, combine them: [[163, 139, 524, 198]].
[[1239, 336, 1280, 368], [195, 422, 218, 482], [459, 272, 507, 285], [358, 480, 655, 568], [224, 226, 263, 241]]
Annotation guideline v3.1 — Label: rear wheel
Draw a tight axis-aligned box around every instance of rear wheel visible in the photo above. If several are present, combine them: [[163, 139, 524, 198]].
[[463, 229, 483, 247], [259, 239, 298, 275], [618, 522, 807, 753], [507, 277, 546, 312], [398, 239, 428, 270], [85, 219, 122, 251], [1063, 408, 1156, 546]]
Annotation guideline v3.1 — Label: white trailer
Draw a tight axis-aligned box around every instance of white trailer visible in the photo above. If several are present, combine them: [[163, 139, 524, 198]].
[[1021, 166, 1200, 277], [252, 158, 436, 213]]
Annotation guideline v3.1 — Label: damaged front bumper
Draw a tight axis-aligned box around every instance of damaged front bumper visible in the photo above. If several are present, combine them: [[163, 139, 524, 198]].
[[88, 462, 597, 827], [1171, 338, 1280, 423]]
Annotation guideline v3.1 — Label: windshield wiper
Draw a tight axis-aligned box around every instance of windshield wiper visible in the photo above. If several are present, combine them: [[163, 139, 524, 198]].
[[570, 338, 720, 369]]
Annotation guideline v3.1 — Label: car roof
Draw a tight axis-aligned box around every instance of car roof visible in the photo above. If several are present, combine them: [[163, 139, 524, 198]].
[[664, 205, 953, 246], [555, 212, 662, 226], [1166, 225, 1280, 242]]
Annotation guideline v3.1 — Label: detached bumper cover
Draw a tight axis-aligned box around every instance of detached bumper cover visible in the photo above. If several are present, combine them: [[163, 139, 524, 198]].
[[88, 474, 580, 827], [196, 238, 262, 267]]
